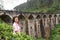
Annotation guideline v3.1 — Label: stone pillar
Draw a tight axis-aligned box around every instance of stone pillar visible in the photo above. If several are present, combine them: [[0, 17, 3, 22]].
[[44, 17, 50, 40], [36, 19, 41, 38], [19, 20, 26, 33], [41, 18, 45, 38], [24, 14, 30, 35], [48, 15, 54, 30], [50, 16, 54, 30], [55, 15, 59, 24], [28, 19, 35, 37], [54, 15, 59, 25], [25, 18, 29, 35], [42, 18, 45, 26]]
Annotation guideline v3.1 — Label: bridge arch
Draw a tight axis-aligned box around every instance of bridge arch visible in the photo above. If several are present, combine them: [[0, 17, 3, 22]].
[[28, 14, 34, 19], [28, 14, 35, 37], [49, 15, 52, 18], [43, 15, 47, 26], [36, 15, 41, 19], [0, 14, 12, 23], [6, 13, 12, 19], [54, 14, 57, 24], [35, 15, 42, 37], [43, 15, 47, 18], [18, 14, 25, 20], [49, 15, 52, 30], [49, 15, 52, 24], [18, 14, 26, 33], [54, 14, 57, 17]]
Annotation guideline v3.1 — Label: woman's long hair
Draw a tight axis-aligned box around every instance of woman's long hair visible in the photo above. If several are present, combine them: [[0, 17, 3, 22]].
[[12, 16, 19, 23]]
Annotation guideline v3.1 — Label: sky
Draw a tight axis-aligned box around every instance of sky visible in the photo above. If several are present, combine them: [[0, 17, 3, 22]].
[[3, 0, 27, 10]]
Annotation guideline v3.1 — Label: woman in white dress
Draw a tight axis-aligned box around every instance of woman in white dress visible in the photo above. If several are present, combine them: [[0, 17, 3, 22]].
[[12, 16, 20, 35]]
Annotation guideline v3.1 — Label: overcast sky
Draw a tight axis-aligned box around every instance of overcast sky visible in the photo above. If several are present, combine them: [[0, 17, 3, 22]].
[[3, 0, 27, 10]]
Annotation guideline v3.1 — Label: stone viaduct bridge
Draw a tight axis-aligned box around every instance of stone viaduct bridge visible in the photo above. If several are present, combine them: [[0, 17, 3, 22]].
[[0, 10, 60, 39]]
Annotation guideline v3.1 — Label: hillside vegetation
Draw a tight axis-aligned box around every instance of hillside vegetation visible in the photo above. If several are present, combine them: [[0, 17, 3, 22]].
[[49, 23, 60, 40], [14, 0, 60, 13]]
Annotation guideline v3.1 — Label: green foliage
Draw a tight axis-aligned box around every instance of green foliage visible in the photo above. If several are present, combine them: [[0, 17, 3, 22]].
[[49, 23, 60, 40], [0, 19, 45, 40], [0, 19, 13, 40], [14, 0, 60, 13]]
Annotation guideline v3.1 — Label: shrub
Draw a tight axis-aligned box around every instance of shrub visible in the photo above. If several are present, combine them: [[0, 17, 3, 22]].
[[49, 23, 60, 40]]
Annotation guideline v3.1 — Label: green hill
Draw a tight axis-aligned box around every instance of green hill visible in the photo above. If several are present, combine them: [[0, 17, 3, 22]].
[[14, 0, 60, 13]]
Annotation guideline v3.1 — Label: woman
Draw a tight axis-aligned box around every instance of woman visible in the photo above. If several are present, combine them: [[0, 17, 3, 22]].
[[12, 16, 20, 35]]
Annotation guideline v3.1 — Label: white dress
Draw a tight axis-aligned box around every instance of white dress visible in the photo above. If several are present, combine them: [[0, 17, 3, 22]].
[[13, 22, 20, 34]]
